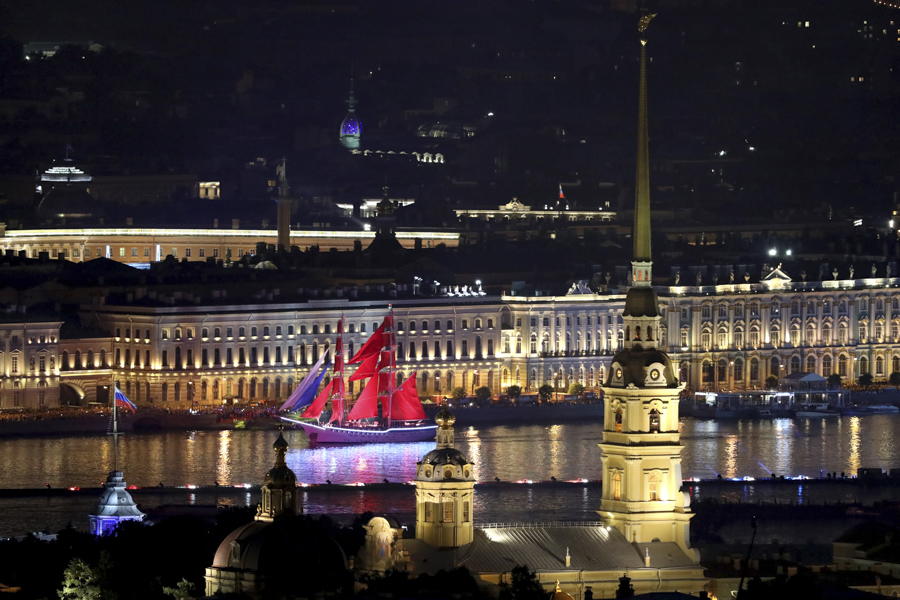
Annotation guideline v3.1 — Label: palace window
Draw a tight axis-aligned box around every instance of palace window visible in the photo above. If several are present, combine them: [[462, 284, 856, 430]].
[[612, 472, 622, 501], [823, 355, 832, 374], [734, 358, 744, 380], [718, 304, 728, 319], [750, 358, 760, 380], [734, 304, 744, 318], [702, 305, 711, 319], [876, 356, 885, 376], [839, 355, 848, 377], [443, 502, 453, 523]]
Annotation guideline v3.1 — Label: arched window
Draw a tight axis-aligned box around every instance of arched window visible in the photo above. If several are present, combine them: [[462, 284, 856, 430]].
[[806, 356, 817, 374], [615, 408, 623, 432], [790, 355, 801, 373], [649, 409, 661, 433], [274, 378, 281, 398], [790, 324, 801, 346], [806, 324, 816, 345], [894, 355, 900, 375], [839, 355, 848, 377], [750, 358, 760, 381], [860, 355, 869, 376], [702, 360, 713, 384], [823, 324, 832, 345], [876, 356, 885, 376], [61, 351, 69, 370], [717, 359, 727, 382], [823, 355, 833, 375], [734, 358, 744, 380], [771, 356, 780, 376], [612, 472, 622, 501]]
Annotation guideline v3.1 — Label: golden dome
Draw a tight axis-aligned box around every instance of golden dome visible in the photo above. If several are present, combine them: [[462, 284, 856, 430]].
[[435, 404, 456, 429], [551, 582, 574, 600]]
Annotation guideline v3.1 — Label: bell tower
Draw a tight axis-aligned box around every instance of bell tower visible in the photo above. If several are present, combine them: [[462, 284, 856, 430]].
[[257, 431, 300, 521], [415, 405, 475, 548], [598, 12, 697, 561]]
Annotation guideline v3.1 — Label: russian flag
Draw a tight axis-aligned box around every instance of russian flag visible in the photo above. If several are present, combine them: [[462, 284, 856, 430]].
[[114, 387, 136, 413], [559, 184, 565, 200]]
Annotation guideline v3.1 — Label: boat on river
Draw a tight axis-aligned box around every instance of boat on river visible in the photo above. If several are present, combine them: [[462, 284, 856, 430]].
[[281, 309, 436, 445], [795, 403, 841, 418]]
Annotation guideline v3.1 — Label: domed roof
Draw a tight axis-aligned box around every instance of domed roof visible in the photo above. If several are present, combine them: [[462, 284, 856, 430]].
[[37, 184, 97, 220], [607, 344, 678, 388], [623, 286, 661, 318], [551, 582, 574, 600], [264, 432, 296, 489], [340, 112, 362, 137], [91, 471, 145, 519], [420, 447, 470, 467], [435, 404, 455, 429], [212, 516, 347, 582]]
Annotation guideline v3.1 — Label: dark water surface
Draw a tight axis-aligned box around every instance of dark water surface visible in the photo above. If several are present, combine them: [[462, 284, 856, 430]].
[[1, 416, 899, 536]]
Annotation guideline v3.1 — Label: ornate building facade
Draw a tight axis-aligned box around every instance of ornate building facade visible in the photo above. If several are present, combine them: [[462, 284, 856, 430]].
[[4, 273, 900, 409]]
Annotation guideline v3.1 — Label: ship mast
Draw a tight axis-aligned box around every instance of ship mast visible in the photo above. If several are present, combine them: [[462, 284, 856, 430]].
[[385, 305, 395, 429]]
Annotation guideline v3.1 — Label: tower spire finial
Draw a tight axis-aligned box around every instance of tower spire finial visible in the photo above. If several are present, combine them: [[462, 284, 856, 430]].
[[631, 10, 656, 289]]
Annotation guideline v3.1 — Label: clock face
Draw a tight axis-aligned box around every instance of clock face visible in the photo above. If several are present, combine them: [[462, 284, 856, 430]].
[[650, 368, 661, 380], [616, 368, 623, 379]]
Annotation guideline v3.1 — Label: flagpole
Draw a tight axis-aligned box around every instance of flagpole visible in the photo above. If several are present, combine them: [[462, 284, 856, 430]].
[[111, 387, 120, 473]]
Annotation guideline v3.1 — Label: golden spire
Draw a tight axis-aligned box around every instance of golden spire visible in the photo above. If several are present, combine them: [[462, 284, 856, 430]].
[[633, 12, 655, 266]]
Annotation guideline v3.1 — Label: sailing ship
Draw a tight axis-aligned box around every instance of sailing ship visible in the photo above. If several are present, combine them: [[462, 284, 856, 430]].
[[281, 310, 437, 445]]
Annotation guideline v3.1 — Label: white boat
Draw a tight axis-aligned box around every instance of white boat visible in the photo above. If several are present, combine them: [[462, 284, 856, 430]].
[[868, 405, 900, 414], [795, 403, 841, 418]]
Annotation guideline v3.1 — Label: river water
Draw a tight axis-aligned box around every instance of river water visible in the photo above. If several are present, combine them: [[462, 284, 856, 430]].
[[1, 416, 899, 536]]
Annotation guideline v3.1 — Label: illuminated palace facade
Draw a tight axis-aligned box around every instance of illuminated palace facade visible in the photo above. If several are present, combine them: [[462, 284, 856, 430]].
[[0, 227, 459, 264], [4, 270, 894, 410]]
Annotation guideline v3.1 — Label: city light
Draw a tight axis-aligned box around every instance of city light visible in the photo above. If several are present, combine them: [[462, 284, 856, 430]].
[[768, 248, 777, 256]]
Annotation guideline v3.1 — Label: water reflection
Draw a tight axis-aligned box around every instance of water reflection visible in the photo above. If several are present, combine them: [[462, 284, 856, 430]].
[[0, 417, 898, 489], [848, 417, 861, 474]]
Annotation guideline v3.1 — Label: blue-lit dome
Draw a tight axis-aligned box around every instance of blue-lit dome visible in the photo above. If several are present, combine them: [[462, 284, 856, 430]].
[[339, 83, 362, 150]]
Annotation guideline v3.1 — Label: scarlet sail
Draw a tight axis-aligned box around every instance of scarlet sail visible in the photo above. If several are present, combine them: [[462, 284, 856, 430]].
[[283, 309, 436, 445]]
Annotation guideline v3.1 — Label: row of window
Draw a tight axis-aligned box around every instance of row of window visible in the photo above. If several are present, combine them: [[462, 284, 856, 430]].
[[3, 355, 54, 374], [690, 297, 900, 321], [693, 321, 900, 350], [698, 353, 900, 381]]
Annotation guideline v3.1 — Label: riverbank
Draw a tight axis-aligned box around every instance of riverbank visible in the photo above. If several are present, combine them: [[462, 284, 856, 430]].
[[0, 401, 603, 438]]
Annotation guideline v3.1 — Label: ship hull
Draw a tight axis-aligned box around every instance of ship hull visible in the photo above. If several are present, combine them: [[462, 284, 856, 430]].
[[283, 418, 437, 445]]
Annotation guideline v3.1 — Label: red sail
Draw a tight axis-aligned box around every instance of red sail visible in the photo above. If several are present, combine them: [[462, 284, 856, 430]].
[[348, 319, 386, 364], [302, 378, 337, 419], [347, 372, 381, 420], [390, 372, 426, 421], [328, 379, 345, 423], [349, 352, 379, 381]]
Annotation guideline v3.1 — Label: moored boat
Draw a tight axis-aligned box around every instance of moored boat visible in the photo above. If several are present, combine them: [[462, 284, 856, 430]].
[[795, 403, 841, 418]]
